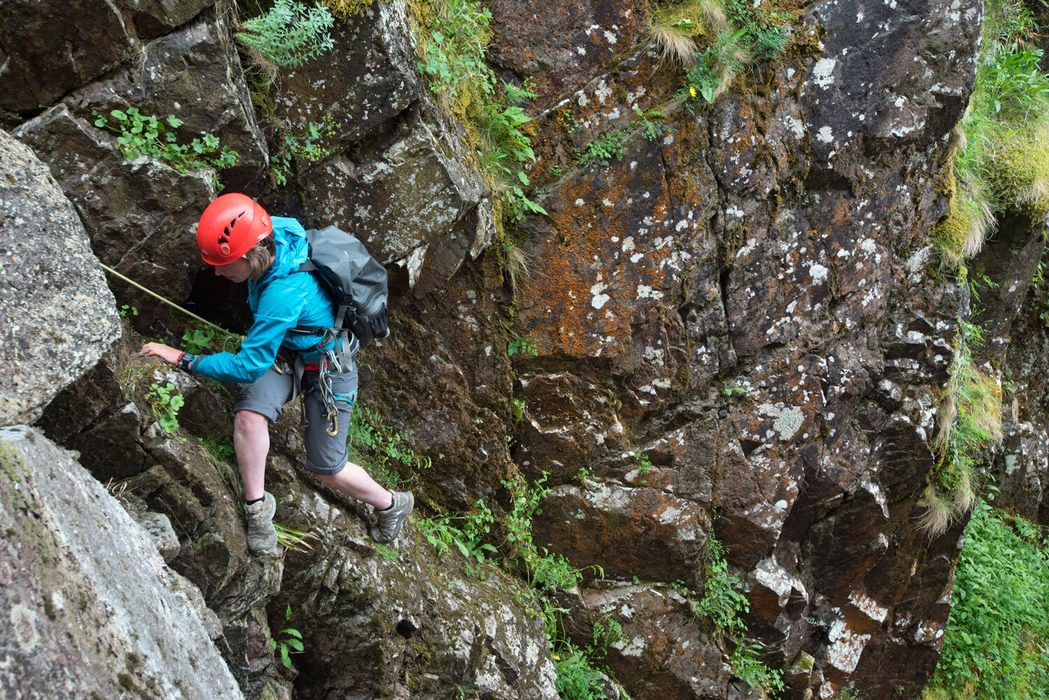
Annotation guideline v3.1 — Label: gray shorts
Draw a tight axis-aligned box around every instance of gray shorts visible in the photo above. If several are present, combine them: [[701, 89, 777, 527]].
[[233, 364, 358, 475]]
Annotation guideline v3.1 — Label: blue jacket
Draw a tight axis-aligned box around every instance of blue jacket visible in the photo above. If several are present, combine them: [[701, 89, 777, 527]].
[[188, 217, 335, 383]]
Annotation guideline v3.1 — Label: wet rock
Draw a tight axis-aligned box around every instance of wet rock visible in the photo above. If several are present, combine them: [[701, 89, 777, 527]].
[[0, 128, 120, 426], [488, 0, 649, 111], [275, 491, 559, 699], [273, 0, 419, 150], [802, 0, 981, 182], [574, 583, 730, 699]]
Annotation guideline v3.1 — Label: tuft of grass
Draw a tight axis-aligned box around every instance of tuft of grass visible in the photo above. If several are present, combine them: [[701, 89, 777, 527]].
[[921, 320, 1002, 535], [503, 240, 531, 298]]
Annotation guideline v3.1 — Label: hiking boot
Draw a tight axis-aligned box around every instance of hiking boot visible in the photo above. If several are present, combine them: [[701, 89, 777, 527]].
[[370, 491, 414, 544], [244, 492, 277, 554]]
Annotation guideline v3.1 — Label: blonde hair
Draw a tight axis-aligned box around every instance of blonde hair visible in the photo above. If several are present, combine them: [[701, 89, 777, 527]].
[[245, 237, 275, 281]]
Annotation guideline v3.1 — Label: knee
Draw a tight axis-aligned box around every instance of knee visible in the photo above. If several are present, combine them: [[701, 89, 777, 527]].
[[233, 410, 268, 438]]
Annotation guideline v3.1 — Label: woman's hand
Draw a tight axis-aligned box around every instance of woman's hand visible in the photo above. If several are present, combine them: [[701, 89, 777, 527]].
[[139, 342, 182, 365]]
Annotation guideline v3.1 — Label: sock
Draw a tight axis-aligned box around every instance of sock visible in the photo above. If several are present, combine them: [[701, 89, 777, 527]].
[[380, 492, 394, 511], [245, 495, 265, 506]]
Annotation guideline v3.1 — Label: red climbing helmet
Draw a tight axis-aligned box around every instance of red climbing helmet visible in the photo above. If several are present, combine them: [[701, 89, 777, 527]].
[[196, 193, 272, 266]]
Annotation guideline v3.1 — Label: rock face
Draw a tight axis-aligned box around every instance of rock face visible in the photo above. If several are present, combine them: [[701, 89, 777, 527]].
[[0, 425, 243, 700], [0, 129, 120, 426], [0, 0, 1026, 698]]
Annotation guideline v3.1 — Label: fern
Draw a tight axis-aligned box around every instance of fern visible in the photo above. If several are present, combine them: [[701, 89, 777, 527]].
[[236, 0, 335, 68]]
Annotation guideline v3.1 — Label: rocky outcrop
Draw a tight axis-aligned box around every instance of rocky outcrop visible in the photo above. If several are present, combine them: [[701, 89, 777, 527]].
[[0, 128, 120, 426], [0, 425, 242, 699], [1, 0, 1023, 698]]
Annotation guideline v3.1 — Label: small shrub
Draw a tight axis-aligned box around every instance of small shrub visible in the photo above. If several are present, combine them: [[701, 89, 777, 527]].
[[271, 117, 337, 186], [578, 129, 628, 165], [146, 381, 184, 434], [555, 643, 609, 700], [236, 0, 335, 68], [92, 108, 238, 182], [417, 499, 499, 565], [268, 604, 305, 670], [507, 336, 539, 357]]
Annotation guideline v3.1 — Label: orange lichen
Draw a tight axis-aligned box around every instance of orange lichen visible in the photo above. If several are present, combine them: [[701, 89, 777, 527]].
[[519, 154, 683, 359]]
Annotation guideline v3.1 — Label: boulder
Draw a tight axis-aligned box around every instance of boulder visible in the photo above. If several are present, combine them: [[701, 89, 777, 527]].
[[274, 487, 560, 699], [66, 12, 269, 189], [0, 129, 120, 426], [570, 583, 730, 699], [0, 425, 243, 699]]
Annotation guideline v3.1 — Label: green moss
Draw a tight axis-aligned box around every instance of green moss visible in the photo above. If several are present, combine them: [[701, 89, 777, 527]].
[[0, 440, 27, 483], [982, 124, 1049, 217], [322, 0, 375, 20]]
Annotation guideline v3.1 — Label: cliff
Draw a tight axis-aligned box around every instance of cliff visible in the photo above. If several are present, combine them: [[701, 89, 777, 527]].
[[1, 0, 1046, 698]]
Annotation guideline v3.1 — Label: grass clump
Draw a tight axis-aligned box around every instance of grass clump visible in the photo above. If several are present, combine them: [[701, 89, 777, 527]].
[[412, 0, 546, 224], [936, 0, 1049, 262], [235, 0, 335, 69], [649, 0, 790, 103], [920, 320, 1003, 535], [925, 498, 1049, 699]]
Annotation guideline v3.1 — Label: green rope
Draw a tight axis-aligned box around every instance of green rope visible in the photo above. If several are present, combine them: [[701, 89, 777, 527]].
[[99, 263, 241, 340]]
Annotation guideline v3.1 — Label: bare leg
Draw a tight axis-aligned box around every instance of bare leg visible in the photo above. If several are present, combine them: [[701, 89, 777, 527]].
[[234, 410, 270, 501], [315, 461, 393, 510]]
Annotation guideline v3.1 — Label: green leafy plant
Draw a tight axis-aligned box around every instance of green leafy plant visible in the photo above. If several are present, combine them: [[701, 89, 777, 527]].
[[92, 108, 238, 181], [578, 129, 628, 165], [413, 0, 547, 234], [635, 450, 654, 476], [235, 0, 335, 68], [633, 106, 669, 141], [926, 497, 1049, 699], [691, 536, 784, 695], [417, 499, 499, 565], [270, 117, 338, 186], [503, 473, 589, 591], [507, 336, 539, 357], [348, 406, 431, 488], [146, 381, 185, 434], [554, 643, 609, 700], [119, 304, 139, 319], [180, 324, 240, 355], [268, 604, 305, 670]]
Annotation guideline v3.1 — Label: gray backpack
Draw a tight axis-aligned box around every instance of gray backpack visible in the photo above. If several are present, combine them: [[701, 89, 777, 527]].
[[294, 226, 390, 350]]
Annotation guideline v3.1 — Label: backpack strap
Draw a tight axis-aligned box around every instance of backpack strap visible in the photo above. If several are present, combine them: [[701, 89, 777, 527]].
[[295, 260, 350, 329]]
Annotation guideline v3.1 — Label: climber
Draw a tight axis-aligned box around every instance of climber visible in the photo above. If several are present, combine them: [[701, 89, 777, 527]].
[[138, 193, 413, 554]]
